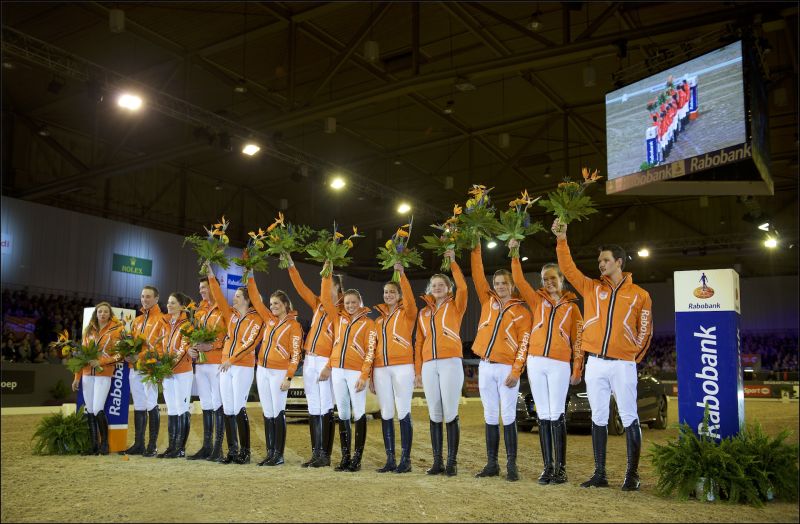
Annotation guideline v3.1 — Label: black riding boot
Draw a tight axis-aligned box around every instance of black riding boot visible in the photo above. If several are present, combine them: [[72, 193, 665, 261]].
[[475, 424, 500, 477], [96, 411, 109, 455], [301, 415, 318, 467], [158, 415, 177, 458], [121, 410, 146, 455], [219, 414, 239, 464], [324, 410, 335, 459], [348, 415, 367, 471], [177, 412, 190, 458], [310, 412, 331, 467], [82, 413, 99, 456], [504, 422, 519, 482], [537, 419, 554, 484], [621, 420, 642, 491], [267, 411, 286, 466], [334, 419, 352, 472], [426, 420, 444, 475], [188, 409, 213, 460], [550, 414, 568, 484], [394, 413, 413, 474], [376, 418, 396, 473], [142, 407, 160, 457], [445, 416, 460, 477], [207, 407, 224, 461], [258, 417, 275, 466], [235, 408, 251, 464], [580, 422, 609, 488]]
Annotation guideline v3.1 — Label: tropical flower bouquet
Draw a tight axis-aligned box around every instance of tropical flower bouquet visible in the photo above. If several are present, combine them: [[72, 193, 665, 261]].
[[263, 212, 315, 269], [179, 301, 221, 364], [305, 223, 363, 277], [114, 314, 147, 361], [64, 340, 103, 374], [538, 167, 603, 224], [458, 184, 500, 249], [420, 206, 465, 273], [183, 216, 231, 275], [495, 190, 545, 258], [231, 229, 270, 285], [377, 220, 424, 282], [137, 350, 175, 387]]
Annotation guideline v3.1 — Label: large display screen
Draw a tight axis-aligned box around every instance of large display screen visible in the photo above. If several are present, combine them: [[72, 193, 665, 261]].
[[605, 41, 747, 183]]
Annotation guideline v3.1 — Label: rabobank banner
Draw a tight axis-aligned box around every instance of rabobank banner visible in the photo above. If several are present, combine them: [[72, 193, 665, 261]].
[[674, 269, 744, 440]]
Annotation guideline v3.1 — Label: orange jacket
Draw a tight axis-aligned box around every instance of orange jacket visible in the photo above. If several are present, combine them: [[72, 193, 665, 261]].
[[414, 260, 468, 375], [248, 278, 303, 378], [209, 274, 264, 368], [556, 239, 653, 362], [195, 299, 226, 365], [288, 266, 338, 358], [130, 304, 163, 369], [511, 257, 583, 368], [158, 313, 192, 374], [373, 272, 418, 368], [77, 318, 124, 379], [471, 246, 531, 378], [321, 276, 376, 381]]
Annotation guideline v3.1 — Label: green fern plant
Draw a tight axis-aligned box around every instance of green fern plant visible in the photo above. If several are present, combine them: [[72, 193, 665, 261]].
[[731, 423, 799, 502], [31, 410, 91, 455]]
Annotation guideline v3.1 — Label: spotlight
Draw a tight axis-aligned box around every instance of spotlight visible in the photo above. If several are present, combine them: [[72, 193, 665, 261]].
[[543, 166, 551, 178], [234, 79, 248, 93], [764, 237, 778, 249], [637, 248, 650, 257], [393, 158, 403, 166], [241, 143, 261, 156], [757, 222, 770, 231], [454, 77, 476, 92], [521, 256, 529, 262], [487, 241, 497, 249], [117, 93, 143, 111], [37, 126, 51, 137], [330, 176, 346, 190], [527, 10, 544, 31], [214, 181, 224, 191], [47, 76, 65, 95], [397, 202, 411, 214], [443, 100, 455, 114]]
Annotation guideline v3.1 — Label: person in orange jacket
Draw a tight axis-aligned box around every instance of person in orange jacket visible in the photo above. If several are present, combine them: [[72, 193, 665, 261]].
[[509, 239, 584, 485], [72, 302, 124, 455], [320, 261, 377, 472], [207, 265, 265, 465], [282, 253, 343, 468], [121, 286, 163, 458], [156, 292, 193, 459], [186, 276, 227, 461], [370, 262, 418, 474], [552, 218, 653, 491], [247, 276, 303, 467], [414, 249, 468, 476], [470, 244, 532, 482]]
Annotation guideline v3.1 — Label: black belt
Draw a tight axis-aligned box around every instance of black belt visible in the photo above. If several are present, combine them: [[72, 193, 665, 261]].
[[590, 353, 620, 361]]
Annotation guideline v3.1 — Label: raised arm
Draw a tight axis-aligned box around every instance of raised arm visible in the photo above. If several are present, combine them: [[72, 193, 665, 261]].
[[247, 277, 276, 323], [319, 272, 339, 328], [552, 219, 592, 298], [511, 255, 541, 310], [398, 269, 418, 322], [451, 260, 468, 315], [470, 245, 491, 304], [208, 272, 233, 324], [288, 263, 321, 310], [634, 292, 653, 364]]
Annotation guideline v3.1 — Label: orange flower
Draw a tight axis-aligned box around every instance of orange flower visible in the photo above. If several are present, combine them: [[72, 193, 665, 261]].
[[334, 231, 344, 239], [267, 222, 278, 232], [396, 229, 409, 238], [453, 204, 462, 216], [146, 358, 157, 364], [343, 239, 354, 249], [352, 225, 359, 236]]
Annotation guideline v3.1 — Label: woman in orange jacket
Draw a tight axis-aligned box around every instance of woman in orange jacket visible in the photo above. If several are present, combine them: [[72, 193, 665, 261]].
[[509, 238, 584, 485], [320, 261, 377, 472], [247, 277, 303, 467], [207, 265, 265, 465], [470, 245, 532, 482], [157, 292, 194, 459], [282, 253, 342, 468], [414, 249, 467, 476], [370, 263, 418, 473], [72, 302, 124, 455]]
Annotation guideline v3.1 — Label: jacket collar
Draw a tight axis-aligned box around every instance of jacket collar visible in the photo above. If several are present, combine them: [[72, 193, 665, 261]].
[[373, 301, 405, 318], [420, 294, 453, 310], [341, 306, 370, 323], [601, 272, 633, 290], [535, 289, 579, 307], [140, 304, 162, 316]]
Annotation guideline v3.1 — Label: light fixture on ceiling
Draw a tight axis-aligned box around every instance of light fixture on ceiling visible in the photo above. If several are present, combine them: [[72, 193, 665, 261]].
[[393, 158, 403, 166], [117, 93, 143, 111], [241, 143, 260, 156], [330, 176, 346, 190], [757, 222, 770, 231], [527, 9, 544, 31], [214, 181, 224, 191], [764, 237, 778, 249], [583, 62, 596, 87], [2, 61, 15, 70], [443, 99, 455, 114], [521, 256, 529, 262], [543, 166, 551, 178], [637, 248, 650, 257], [234, 80, 248, 93], [37, 125, 51, 137], [324, 116, 337, 134], [454, 76, 476, 92], [364, 40, 380, 62], [487, 241, 498, 249], [397, 202, 411, 214]]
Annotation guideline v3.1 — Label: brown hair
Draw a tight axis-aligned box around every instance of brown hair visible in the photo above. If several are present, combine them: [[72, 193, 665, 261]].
[[332, 273, 345, 298], [598, 244, 626, 270], [383, 281, 402, 294], [142, 285, 159, 298], [198, 276, 209, 284], [84, 302, 117, 338], [426, 273, 453, 295], [343, 289, 363, 307], [270, 290, 293, 312], [492, 269, 518, 296], [236, 286, 253, 307], [169, 292, 192, 308]]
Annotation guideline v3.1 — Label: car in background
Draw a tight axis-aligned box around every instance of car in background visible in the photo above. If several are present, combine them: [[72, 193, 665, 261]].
[[516, 371, 668, 435], [285, 363, 381, 419]]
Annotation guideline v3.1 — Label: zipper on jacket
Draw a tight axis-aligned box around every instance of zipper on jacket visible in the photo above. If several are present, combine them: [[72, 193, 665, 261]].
[[308, 306, 327, 355], [600, 277, 626, 357], [542, 302, 566, 358], [482, 302, 516, 360], [381, 309, 399, 366]]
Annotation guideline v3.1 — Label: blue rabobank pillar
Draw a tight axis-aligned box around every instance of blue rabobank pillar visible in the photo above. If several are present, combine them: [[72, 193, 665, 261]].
[[674, 269, 744, 440]]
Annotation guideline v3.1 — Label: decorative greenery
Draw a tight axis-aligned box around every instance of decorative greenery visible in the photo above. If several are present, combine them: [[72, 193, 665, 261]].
[[183, 216, 231, 275], [49, 379, 71, 401], [31, 409, 91, 455], [457, 184, 499, 249], [231, 229, 270, 285], [538, 167, 603, 225], [136, 351, 175, 387], [377, 220, 424, 282], [263, 212, 315, 269], [64, 340, 103, 374], [419, 205, 464, 273], [732, 423, 799, 502], [640, 161, 657, 171], [494, 190, 545, 258], [114, 317, 146, 361], [179, 301, 221, 364], [305, 223, 363, 277]]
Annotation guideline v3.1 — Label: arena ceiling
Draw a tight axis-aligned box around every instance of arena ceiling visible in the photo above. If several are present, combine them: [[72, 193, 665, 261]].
[[1, 1, 798, 282]]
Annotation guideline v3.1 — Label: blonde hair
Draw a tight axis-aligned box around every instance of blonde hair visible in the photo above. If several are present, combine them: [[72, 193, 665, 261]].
[[270, 290, 293, 312], [84, 302, 117, 338]]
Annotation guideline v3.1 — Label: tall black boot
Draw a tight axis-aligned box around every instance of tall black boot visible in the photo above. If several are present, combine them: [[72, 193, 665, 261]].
[[235, 408, 251, 464], [550, 414, 568, 484], [394, 413, 413, 474], [310, 412, 331, 468], [426, 420, 444, 475], [621, 420, 642, 491], [177, 412, 190, 458], [158, 415, 177, 458], [445, 416, 460, 477], [219, 414, 239, 464], [258, 416, 275, 466], [82, 413, 99, 456], [348, 414, 367, 472], [537, 419, 554, 484], [267, 411, 286, 466], [121, 410, 146, 455], [142, 407, 160, 457], [334, 419, 352, 472], [188, 409, 213, 460], [580, 422, 609, 488], [301, 415, 318, 468], [504, 422, 519, 482], [95, 411, 109, 455], [207, 407, 224, 462], [475, 424, 500, 477], [376, 418, 396, 473]]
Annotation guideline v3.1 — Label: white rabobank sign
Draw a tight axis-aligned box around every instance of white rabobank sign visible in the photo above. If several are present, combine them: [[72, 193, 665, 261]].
[[674, 269, 744, 440]]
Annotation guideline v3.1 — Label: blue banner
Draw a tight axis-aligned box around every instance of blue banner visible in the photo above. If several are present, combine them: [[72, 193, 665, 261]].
[[226, 274, 243, 290], [76, 361, 131, 452]]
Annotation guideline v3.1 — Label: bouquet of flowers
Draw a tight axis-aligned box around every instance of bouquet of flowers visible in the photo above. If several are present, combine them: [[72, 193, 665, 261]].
[[231, 229, 270, 285], [137, 350, 175, 387], [377, 219, 424, 282], [538, 167, 603, 224], [494, 190, 545, 258], [420, 205, 465, 273], [65, 340, 103, 374], [263, 212, 315, 269], [183, 216, 231, 275], [179, 301, 221, 364], [457, 184, 500, 249], [305, 223, 363, 277], [114, 314, 147, 361]]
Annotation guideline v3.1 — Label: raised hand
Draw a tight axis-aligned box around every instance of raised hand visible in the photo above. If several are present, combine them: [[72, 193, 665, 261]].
[[444, 248, 456, 262], [508, 239, 520, 250], [551, 218, 567, 240]]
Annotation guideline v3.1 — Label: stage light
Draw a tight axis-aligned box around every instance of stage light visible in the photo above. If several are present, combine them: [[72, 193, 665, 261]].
[[764, 237, 778, 249], [638, 248, 650, 257], [241, 143, 260, 156], [757, 222, 770, 231], [527, 10, 543, 31], [521, 256, 529, 262], [443, 100, 455, 114], [487, 241, 497, 249], [397, 202, 411, 214], [330, 177, 346, 190], [117, 93, 142, 111]]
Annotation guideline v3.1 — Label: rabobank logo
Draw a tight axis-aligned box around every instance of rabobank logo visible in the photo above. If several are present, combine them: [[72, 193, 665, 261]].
[[693, 272, 715, 299], [226, 274, 243, 290]]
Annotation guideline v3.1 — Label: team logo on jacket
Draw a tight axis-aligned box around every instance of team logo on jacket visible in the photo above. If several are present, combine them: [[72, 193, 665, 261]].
[[424, 311, 431, 317], [492, 302, 500, 310], [268, 320, 276, 326], [599, 291, 609, 300]]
